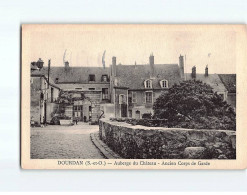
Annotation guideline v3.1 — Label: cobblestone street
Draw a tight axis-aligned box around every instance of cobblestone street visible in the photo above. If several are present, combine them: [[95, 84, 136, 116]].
[[31, 123, 105, 159]]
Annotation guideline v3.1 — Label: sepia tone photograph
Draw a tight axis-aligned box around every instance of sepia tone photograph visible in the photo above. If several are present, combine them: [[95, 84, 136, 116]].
[[21, 24, 247, 169]]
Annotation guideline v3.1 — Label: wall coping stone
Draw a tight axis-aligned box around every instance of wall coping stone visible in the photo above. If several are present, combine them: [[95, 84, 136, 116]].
[[100, 118, 236, 135]]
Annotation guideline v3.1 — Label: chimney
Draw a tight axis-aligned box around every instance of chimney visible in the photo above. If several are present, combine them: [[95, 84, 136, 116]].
[[179, 55, 185, 79], [64, 61, 69, 70], [205, 65, 208, 77], [192, 66, 196, 79], [149, 54, 155, 77], [36, 58, 44, 70], [112, 56, 117, 77]]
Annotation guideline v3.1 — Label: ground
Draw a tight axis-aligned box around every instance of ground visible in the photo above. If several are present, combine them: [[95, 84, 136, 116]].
[[31, 123, 105, 159]]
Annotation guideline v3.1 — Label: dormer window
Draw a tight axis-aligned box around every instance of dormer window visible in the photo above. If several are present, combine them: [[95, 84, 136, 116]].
[[102, 75, 108, 82], [144, 79, 152, 89], [160, 79, 168, 88], [89, 74, 95, 82]]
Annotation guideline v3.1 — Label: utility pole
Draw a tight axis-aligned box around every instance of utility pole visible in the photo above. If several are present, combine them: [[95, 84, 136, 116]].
[[48, 59, 51, 89], [184, 55, 187, 81]]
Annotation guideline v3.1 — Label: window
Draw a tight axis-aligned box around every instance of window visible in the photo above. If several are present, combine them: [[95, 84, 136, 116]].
[[75, 88, 82, 90], [89, 74, 95, 82], [145, 92, 153, 103], [51, 87, 54, 102], [102, 88, 109, 99], [132, 92, 137, 103], [88, 88, 95, 90], [128, 110, 132, 118], [119, 94, 126, 104], [73, 105, 83, 118], [102, 75, 108, 82], [160, 80, 168, 88], [144, 79, 152, 88]]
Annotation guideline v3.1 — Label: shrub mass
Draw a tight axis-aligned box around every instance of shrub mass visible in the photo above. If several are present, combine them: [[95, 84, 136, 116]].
[[153, 80, 236, 130]]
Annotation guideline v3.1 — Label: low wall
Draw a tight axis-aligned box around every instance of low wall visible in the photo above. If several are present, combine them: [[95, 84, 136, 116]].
[[99, 119, 236, 159]]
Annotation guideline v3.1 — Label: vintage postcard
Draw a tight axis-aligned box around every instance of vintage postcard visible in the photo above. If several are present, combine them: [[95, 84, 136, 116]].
[[21, 24, 247, 169]]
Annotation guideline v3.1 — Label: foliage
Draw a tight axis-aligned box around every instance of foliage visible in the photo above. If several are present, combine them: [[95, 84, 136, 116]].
[[50, 116, 60, 125], [142, 113, 152, 119], [50, 115, 72, 125], [153, 80, 236, 130], [57, 91, 86, 105]]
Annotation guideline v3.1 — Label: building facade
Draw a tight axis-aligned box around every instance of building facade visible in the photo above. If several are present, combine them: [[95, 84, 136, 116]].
[[30, 55, 236, 124], [110, 55, 183, 118], [30, 74, 60, 124], [31, 62, 111, 124]]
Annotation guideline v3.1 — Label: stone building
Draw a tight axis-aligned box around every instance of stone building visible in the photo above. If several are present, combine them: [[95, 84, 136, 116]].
[[109, 55, 236, 119], [30, 73, 60, 124], [109, 55, 183, 118], [30, 55, 236, 124], [218, 74, 236, 109], [31, 61, 111, 124]]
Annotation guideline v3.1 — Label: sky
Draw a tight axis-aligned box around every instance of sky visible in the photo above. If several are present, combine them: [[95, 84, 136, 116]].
[[27, 25, 236, 74]]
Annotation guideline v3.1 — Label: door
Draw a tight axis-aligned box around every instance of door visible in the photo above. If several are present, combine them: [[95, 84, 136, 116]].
[[121, 103, 127, 117], [73, 105, 83, 121]]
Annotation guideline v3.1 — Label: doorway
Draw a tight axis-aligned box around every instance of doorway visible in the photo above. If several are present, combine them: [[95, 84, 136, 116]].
[[73, 105, 83, 121], [135, 110, 140, 119], [121, 103, 127, 117]]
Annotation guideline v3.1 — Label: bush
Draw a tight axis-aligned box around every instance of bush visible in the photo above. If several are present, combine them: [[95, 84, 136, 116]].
[[153, 80, 236, 130], [50, 115, 72, 125], [50, 116, 60, 125], [142, 113, 152, 119]]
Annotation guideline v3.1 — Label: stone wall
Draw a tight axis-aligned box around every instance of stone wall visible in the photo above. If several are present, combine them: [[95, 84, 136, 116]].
[[99, 119, 236, 159]]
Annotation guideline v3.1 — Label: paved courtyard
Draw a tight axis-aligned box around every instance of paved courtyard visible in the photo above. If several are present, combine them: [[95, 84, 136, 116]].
[[31, 123, 105, 159]]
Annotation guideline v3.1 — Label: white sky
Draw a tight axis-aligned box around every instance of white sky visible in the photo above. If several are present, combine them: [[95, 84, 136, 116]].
[[28, 25, 236, 74]]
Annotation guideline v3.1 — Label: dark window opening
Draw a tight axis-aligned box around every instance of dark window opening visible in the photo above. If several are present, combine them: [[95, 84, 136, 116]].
[[102, 88, 109, 99], [89, 74, 95, 82], [128, 96, 132, 106], [51, 87, 54, 102], [121, 104, 127, 117], [89, 88, 95, 90], [146, 92, 153, 103]]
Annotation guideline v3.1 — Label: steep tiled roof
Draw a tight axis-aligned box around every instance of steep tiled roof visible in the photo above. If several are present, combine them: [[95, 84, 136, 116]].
[[185, 73, 227, 92], [115, 64, 182, 89], [218, 74, 236, 93], [31, 66, 110, 83]]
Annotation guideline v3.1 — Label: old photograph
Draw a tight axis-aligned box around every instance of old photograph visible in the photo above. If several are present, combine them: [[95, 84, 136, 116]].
[[21, 24, 247, 169]]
